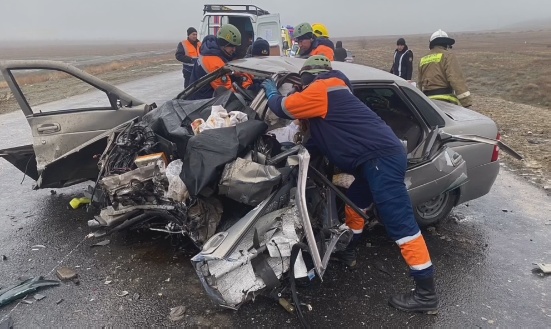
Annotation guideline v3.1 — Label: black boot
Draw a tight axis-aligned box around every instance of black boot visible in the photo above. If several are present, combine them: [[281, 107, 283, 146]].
[[388, 277, 438, 314], [331, 234, 360, 267]]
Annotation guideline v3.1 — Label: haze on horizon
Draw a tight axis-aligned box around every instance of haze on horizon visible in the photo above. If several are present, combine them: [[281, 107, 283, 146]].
[[1, 0, 550, 42]]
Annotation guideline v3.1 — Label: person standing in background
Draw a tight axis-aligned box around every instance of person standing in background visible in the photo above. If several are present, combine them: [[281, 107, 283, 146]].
[[390, 38, 413, 80], [175, 27, 201, 88], [334, 41, 347, 62]]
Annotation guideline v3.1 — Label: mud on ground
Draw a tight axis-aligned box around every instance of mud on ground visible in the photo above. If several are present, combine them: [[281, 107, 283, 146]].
[[0, 34, 549, 189]]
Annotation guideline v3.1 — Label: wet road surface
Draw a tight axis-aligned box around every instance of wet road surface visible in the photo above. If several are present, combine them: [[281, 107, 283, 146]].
[[1, 71, 550, 327]]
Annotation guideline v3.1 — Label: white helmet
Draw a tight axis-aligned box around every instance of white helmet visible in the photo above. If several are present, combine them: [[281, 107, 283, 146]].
[[430, 29, 448, 41], [429, 29, 455, 46]]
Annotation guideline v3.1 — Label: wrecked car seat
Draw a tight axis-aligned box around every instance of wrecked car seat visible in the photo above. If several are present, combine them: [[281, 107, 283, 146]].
[[180, 120, 268, 197]]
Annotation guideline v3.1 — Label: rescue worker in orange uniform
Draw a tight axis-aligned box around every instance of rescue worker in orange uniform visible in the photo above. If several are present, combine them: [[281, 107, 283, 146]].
[[261, 55, 438, 313], [418, 29, 472, 107], [188, 24, 242, 100], [175, 27, 202, 88], [293, 22, 334, 60]]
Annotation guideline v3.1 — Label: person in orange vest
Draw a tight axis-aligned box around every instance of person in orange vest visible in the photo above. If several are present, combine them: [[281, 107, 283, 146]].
[[175, 27, 202, 88]]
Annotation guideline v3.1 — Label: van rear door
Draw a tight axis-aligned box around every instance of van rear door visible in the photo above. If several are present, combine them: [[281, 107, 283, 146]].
[[256, 14, 282, 56]]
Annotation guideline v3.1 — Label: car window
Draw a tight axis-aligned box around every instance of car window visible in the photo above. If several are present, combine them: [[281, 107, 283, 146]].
[[401, 86, 446, 128], [353, 86, 425, 153], [8, 68, 113, 114], [354, 87, 415, 119]]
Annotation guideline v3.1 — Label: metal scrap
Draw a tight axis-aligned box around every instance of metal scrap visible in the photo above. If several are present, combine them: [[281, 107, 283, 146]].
[[91, 239, 111, 247], [0, 276, 59, 307], [33, 293, 46, 301], [533, 263, 551, 274]]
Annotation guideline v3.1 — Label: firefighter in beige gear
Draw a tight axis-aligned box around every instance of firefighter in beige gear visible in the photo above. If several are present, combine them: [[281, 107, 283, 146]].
[[418, 30, 472, 107]]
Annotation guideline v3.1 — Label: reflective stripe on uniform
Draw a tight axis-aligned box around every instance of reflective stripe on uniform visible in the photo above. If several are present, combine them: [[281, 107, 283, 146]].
[[182, 40, 200, 67], [420, 53, 443, 67], [344, 204, 364, 234], [327, 85, 351, 93], [395, 49, 411, 77], [410, 260, 433, 271], [197, 56, 207, 72], [457, 91, 471, 99], [396, 231, 421, 246], [397, 232, 432, 270], [280, 98, 296, 119], [429, 94, 460, 105]]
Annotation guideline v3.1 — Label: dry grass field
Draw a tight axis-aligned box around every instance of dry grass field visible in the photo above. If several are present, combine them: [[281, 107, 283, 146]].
[[0, 32, 549, 187]]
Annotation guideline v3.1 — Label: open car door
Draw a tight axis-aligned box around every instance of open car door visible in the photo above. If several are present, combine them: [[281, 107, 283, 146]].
[[0, 60, 150, 188]]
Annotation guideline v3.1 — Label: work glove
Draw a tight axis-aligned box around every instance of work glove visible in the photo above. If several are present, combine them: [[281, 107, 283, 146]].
[[261, 79, 280, 100]]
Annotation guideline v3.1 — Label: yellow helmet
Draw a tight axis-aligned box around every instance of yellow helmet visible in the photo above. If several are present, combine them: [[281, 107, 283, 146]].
[[312, 23, 330, 38]]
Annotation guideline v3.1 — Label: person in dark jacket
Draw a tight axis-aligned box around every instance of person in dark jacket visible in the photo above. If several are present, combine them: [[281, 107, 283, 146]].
[[334, 41, 347, 62], [390, 38, 413, 80], [175, 27, 202, 88], [261, 55, 438, 314], [245, 38, 270, 57], [188, 24, 241, 100]]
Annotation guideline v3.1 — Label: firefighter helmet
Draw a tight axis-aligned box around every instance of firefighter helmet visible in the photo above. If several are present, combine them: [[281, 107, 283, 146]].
[[299, 55, 332, 75], [429, 29, 455, 46], [294, 22, 314, 40], [312, 23, 330, 38], [217, 24, 242, 46]]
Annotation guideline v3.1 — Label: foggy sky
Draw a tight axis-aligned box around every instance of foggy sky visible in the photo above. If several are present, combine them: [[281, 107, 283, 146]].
[[1, 0, 550, 41]]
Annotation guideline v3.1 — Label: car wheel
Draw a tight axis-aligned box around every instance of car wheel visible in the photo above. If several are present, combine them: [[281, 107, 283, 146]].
[[414, 189, 459, 227]]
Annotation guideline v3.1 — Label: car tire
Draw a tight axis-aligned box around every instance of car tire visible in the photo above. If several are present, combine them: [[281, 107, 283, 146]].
[[414, 189, 459, 227]]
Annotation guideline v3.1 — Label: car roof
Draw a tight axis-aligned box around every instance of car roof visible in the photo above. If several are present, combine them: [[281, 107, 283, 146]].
[[228, 57, 403, 84]]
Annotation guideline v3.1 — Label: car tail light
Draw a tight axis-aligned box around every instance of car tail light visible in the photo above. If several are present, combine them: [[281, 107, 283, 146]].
[[491, 133, 501, 162]]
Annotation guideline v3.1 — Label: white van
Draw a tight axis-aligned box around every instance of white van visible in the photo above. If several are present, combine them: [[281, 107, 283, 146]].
[[199, 4, 283, 58]]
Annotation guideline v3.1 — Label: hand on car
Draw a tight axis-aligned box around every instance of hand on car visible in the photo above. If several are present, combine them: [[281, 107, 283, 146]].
[[261, 79, 280, 100]]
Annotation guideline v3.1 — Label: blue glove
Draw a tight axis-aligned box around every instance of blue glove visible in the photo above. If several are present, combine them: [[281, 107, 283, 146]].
[[261, 79, 280, 100]]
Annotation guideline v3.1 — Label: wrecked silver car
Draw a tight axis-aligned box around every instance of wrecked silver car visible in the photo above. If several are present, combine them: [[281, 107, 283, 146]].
[[0, 59, 522, 313]]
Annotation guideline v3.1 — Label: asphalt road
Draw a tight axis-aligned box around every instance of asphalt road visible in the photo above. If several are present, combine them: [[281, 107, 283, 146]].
[[1, 71, 550, 327]]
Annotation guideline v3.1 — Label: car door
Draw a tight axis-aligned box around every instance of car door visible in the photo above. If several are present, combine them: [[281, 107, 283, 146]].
[[0, 60, 149, 188], [256, 14, 282, 56]]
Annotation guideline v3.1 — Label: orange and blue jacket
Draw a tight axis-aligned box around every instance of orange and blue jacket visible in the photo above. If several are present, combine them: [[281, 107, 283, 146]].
[[188, 35, 254, 99], [298, 37, 335, 61], [267, 70, 404, 172], [189, 35, 235, 100]]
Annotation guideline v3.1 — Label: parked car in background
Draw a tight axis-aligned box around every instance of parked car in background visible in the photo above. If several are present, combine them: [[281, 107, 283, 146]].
[[345, 49, 354, 63]]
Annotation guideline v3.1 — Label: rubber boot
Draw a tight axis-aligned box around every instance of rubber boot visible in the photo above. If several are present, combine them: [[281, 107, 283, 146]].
[[388, 276, 438, 314], [331, 233, 360, 267]]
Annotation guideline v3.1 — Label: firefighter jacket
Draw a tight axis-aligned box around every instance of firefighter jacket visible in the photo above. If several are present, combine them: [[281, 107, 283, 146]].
[[297, 37, 335, 61], [418, 46, 472, 107], [267, 70, 404, 172], [390, 46, 413, 80], [188, 35, 234, 100], [175, 38, 201, 77]]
